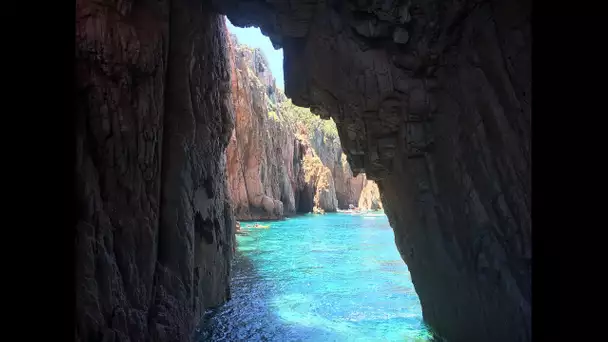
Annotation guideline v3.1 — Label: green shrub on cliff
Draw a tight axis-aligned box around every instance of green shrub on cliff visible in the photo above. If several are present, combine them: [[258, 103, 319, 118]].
[[320, 118, 339, 142], [267, 110, 279, 121], [277, 99, 339, 142]]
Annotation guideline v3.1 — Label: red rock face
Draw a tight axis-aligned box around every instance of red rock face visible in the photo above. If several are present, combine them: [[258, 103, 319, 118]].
[[297, 137, 338, 213], [75, 2, 234, 341], [309, 131, 366, 209], [358, 179, 383, 211], [335, 161, 366, 209], [225, 33, 362, 219], [225, 36, 297, 220]]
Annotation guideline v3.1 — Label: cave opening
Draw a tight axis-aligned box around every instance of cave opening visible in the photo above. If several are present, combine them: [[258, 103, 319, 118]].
[[219, 1, 530, 338], [216, 16, 426, 340], [226, 18, 379, 218], [75, 0, 530, 341]]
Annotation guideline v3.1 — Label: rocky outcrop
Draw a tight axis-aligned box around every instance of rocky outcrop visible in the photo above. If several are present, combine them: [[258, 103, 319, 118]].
[[358, 180, 383, 211], [310, 130, 366, 209], [75, 2, 234, 341], [300, 138, 339, 213], [335, 154, 367, 209], [215, 1, 531, 341], [226, 35, 360, 219], [225, 35, 301, 220]]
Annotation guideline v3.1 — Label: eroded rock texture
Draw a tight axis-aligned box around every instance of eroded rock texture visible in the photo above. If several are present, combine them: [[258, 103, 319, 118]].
[[358, 179, 383, 211], [310, 131, 366, 209], [225, 35, 301, 220], [215, 0, 531, 340], [299, 137, 340, 213], [75, 1, 234, 341], [226, 34, 363, 219]]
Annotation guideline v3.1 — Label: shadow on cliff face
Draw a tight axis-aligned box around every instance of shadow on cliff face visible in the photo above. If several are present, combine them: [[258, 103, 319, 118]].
[[296, 184, 314, 213], [196, 249, 345, 341]]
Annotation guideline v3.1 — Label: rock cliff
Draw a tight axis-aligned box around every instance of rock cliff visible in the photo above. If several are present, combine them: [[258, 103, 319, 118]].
[[358, 179, 383, 211], [225, 34, 300, 220], [310, 130, 366, 209], [75, 2, 234, 341], [225, 34, 362, 219], [299, 134, 339, 213]]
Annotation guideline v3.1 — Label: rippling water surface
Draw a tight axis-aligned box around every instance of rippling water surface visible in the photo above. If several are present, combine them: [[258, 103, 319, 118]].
[[198, 213, 430, 341]]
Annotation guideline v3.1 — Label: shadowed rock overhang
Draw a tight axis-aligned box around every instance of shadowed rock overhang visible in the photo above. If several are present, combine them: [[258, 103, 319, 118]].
[[214, 0, 531, 341]]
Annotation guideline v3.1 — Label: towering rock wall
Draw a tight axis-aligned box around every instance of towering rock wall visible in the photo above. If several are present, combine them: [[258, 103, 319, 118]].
[[225, 35, 300, 220], [75, 1, 234, 341], [358, 180, 383, 211], [310, 130, 366, 209], [298, 132, 339, 213], [215, 0, 531, 341], [226, 34, 363, 219]]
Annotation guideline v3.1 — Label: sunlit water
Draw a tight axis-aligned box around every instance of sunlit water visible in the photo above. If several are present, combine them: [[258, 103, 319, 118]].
[[198, 213, 431, 341]]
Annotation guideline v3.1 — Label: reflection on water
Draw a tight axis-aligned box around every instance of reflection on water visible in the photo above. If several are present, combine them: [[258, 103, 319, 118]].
[[198, 213, 431, 341]]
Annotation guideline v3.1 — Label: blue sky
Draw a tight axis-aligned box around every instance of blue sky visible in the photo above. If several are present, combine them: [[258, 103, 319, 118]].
[[226, 18, 285, 90]]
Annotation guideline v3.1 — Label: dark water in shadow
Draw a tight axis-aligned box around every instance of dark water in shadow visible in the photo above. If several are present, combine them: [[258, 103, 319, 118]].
[[198, 213, 431, 341]]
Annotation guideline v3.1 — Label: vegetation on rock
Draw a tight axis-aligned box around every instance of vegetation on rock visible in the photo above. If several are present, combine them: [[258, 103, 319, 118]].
[[228, 37, 378, 217], [274, 98, 339, 143]]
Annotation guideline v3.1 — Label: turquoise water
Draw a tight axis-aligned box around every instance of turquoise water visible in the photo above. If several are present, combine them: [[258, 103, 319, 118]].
[[198, 213, 431, 341]]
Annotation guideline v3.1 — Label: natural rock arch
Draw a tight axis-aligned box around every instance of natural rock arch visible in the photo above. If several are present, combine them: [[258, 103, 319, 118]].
[[75, 0, 530, 341], [221, 1, 531, 340]]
